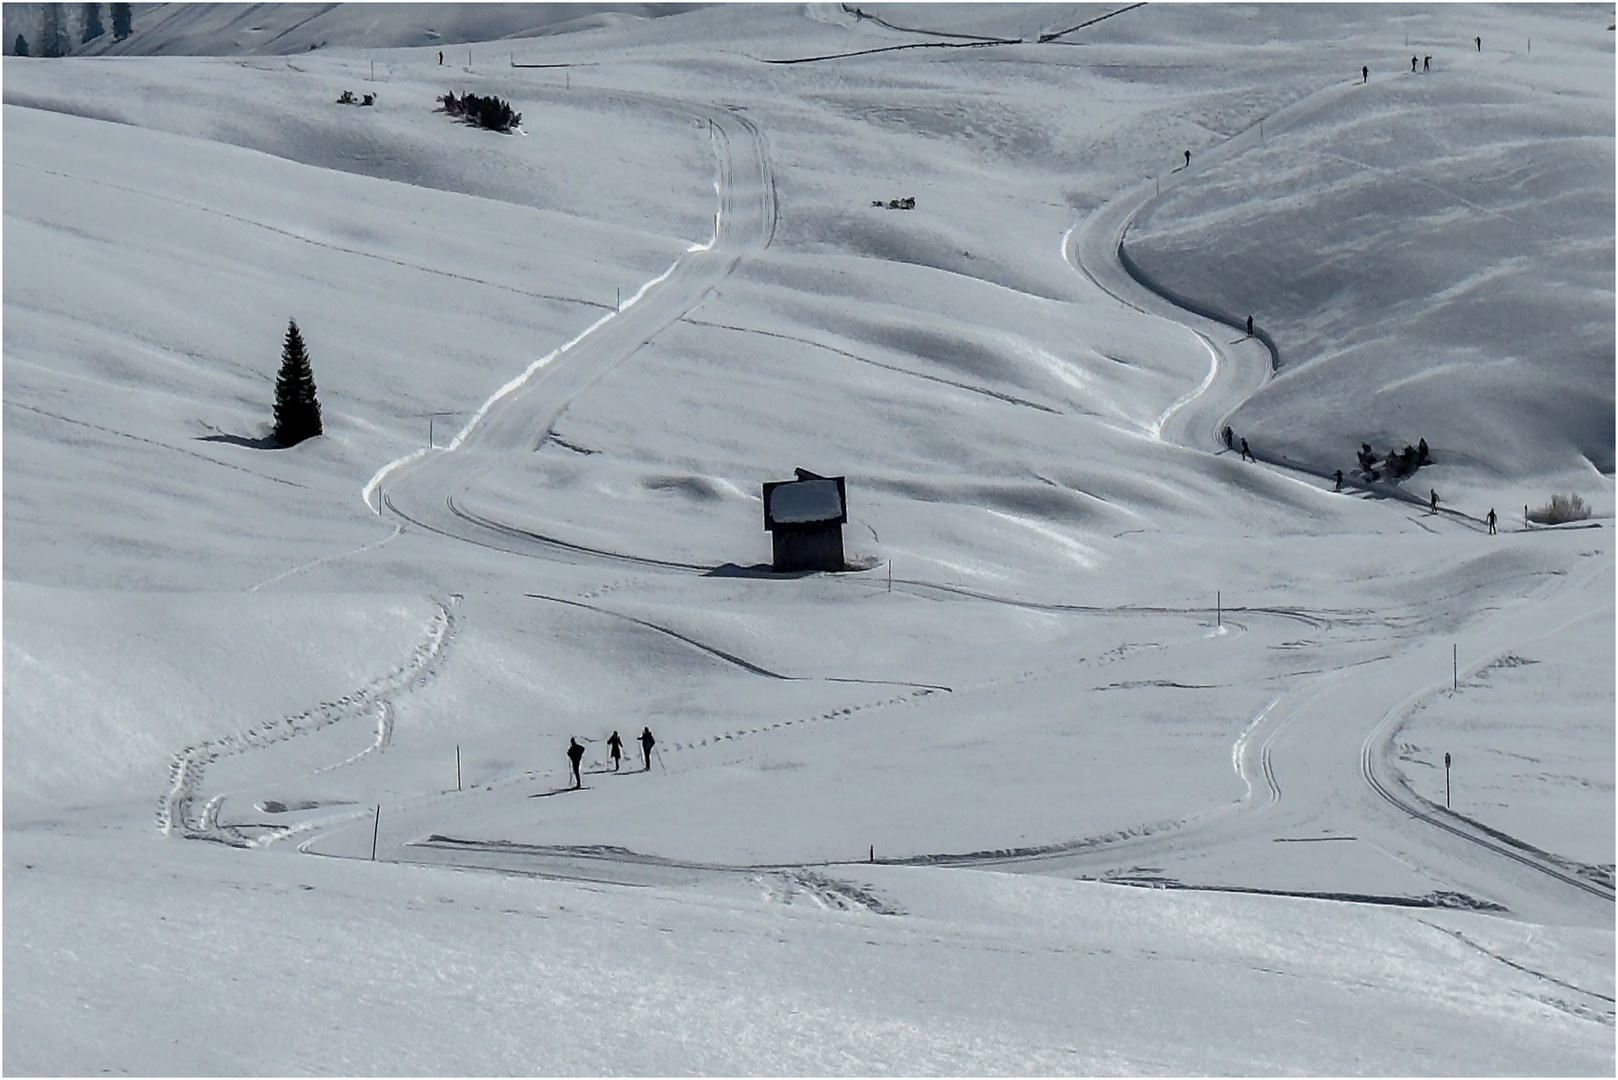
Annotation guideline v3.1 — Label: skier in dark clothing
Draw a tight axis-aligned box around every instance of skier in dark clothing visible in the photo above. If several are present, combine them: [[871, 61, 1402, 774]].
[[1183, 149, 1191, 168], [1362, 65, 1369, 84], [567, 737, 585, 788], [1240, 438, 1254, 463], [1334, 468, 1343, 492], [438, 50, 443, 64], [607, 730, 623, 771], [639, 727, 656, 771], [1429, 488, 1440, 514], [1223, 425, 1234, 450], [1423, 55, 1431, 72], [1486, 508, 1497, 535], [1475, 36, 1481, 52], [1245, 314, 1254, 336], [1411, 56, 1418, 72]]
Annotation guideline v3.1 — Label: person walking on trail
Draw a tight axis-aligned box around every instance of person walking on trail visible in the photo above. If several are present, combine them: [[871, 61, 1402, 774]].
[[1475, 36, 1481, 52], [1487, 507, 1497, 535], [1334, 468, 1343, 493], [1362, 65, 1369, 84], [567, 737, 585, 789], [1240, 437, 1254, 463], [437, 50, 443, 64], [1423, 55, 1431, 72], [1411, 55, 1418, 72], [1429, 488, 1440, 514], [607, 730, 624, 771], [639, 727, 656, 771], [1222, 425, 1234, 451], [1245, 314, 1254, 336]]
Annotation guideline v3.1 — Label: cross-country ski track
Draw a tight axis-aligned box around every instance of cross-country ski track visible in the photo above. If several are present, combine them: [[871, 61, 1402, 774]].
[[170, 74, 1614, 936]]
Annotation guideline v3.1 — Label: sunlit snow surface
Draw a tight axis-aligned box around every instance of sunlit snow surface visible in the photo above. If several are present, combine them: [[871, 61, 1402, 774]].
[[4, 3, 1613, 1074]]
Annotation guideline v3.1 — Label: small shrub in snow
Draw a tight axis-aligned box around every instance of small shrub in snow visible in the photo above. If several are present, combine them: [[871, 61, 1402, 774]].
[[1528, 494, 1589, 525], [439, 91, 521, 133], [272, 319, 323, 447]]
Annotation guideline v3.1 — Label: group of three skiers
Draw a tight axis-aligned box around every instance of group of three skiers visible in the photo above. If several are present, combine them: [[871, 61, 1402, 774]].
[[566, 727, 656, 788]]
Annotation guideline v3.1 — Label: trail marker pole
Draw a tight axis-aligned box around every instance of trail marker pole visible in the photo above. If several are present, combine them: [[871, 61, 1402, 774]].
[[869, 844, 875, 863], [1453, 644, 1457, 691], [616, 286, 621, 312], [1444, 752, 1452, 807], [888, 560, 892, 593], [456, 744, 462, 792], [1217, 590, 1221, 628], [370, 804, 381, 861]]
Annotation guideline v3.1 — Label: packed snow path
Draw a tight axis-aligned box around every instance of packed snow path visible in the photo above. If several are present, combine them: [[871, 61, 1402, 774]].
[[369, 103, 775, 569]]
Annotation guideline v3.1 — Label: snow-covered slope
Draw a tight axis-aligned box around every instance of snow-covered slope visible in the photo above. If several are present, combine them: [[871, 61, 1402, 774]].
[[5, 3, 1613, 1073]]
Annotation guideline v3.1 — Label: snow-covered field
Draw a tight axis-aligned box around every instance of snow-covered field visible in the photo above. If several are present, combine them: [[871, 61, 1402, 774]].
[[4, 3, 1613, 1073]]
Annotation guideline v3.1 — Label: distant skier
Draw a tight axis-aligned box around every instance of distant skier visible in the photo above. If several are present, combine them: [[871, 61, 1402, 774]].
[[1222, 425, 1234, 451], [1486, 507, 1497, 535], [1183, 149, 1192, 168], [1334, 468, 1343, 492], [1362, 65, 1369, 84], [1429, 488, 1440, 514], [1423, 55, 1431, 72], [567, 737, 585, 788], [1411, 55, 1418, 72], [437, 50, 443, 64], [1240, 437, 1254, 463], [607, 730, 624, 771], [1475, 36, 1481, 52], [1245, 314, 1254, 336], [639, 726, 656, 771]]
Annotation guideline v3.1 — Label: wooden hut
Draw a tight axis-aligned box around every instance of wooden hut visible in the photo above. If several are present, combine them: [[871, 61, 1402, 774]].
[[762, 469, 847, 572]]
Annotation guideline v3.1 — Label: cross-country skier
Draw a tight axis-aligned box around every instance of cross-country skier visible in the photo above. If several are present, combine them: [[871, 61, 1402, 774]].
[[1412, 56, 1418, 72], [1246, 314, 1254, 336], [1240, 437, 1254, 463], [1423, 55, 1431, 72], [639, 727, 656, 771], [1183, 149, 1191, 168], [1334, 468, 1343, 492], [1486, 508, 1497, 535], [1429, 488, 1440, 514], [1362, 65, 1369, 84], [567, 737, 585, 788], [607, 730, 624, 771], [1475, 36, 1481, 52], [1223, 426, 1234, 450]]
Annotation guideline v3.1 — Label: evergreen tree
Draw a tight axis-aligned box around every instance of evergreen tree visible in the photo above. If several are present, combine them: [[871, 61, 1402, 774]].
[[13, 33, 27, 56], [81, 3, 103, 43], [39, 4, 65, 57], [273, 319, 323, 446], [110, 1, 130, 41]]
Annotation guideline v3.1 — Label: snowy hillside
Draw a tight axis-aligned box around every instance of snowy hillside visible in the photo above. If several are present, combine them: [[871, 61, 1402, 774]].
[[4, 3, 1613, 1074]]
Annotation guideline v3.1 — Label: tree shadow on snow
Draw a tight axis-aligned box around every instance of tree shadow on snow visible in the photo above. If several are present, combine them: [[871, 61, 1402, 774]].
[[197, 431, 282, 450]]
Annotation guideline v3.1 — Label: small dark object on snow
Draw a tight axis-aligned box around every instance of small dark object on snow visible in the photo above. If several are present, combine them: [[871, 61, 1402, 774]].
[[639, 727, 656, 771], [1362, 65, 1369, 83], [1475, 36, 1481, 52], [1183, 149, 1191, 167], [337, 89, 356, 104], [360, 92, 374, 107], [440, 90, 521, 132]]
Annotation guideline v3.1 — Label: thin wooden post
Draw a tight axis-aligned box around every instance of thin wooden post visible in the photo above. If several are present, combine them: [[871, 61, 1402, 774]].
[[1217, 590, 1221, 627], [1444, 752, 1452, 807], [456, 744, 462, 791], [370, 804, 381, 861], [1453, 644, 1457, 691]]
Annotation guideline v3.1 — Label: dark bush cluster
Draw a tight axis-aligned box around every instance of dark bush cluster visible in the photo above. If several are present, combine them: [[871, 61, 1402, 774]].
[[439, 91, 521, 133]]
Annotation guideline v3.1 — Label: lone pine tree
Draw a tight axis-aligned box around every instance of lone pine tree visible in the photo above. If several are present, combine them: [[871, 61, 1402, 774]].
[[110, 1, 130, 41], [273, 319, 323, 446]]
